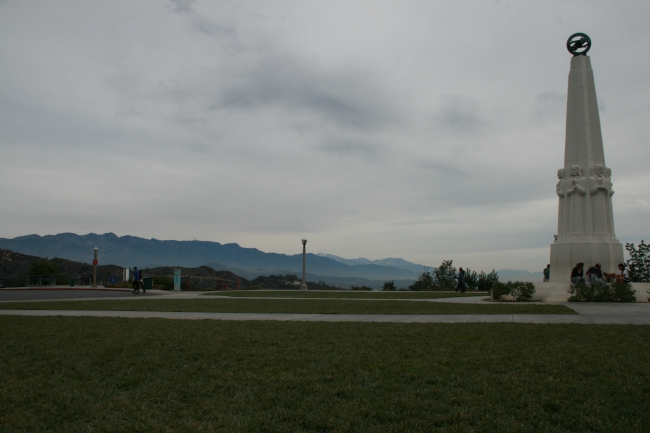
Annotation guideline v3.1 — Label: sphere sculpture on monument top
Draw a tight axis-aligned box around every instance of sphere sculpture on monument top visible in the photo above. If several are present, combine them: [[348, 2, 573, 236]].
[[566, 33, 591, 56]]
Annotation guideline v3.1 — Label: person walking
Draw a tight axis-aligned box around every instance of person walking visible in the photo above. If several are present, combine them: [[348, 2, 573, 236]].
[[132, 267, 141, 294], [140, 270, 146, 294], [543, 264, 550, 282], [456, 267, 466, 293]]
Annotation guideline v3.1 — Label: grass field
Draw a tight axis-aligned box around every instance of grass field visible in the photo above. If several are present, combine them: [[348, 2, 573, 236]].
[[1, 317, 648, 432], [0, 298, 574, 314], [207, 290, 488, 299]]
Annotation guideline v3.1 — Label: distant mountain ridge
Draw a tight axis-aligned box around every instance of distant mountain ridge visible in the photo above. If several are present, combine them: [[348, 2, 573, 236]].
[[317, 253, 430, 273], [0, 233, 544, 284], [0, 233, 420, 281]]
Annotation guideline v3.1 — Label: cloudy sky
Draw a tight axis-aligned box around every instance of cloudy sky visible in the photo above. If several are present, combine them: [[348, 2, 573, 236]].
[[1, 0, 649, 272]]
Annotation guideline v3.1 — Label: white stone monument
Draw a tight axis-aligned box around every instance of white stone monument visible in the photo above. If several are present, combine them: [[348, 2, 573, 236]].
[[549, 33, 624, 282]]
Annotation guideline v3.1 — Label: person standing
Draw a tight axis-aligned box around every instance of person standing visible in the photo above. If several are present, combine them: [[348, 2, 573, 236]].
[[132, 267, 141, 294], [456, 267, 466, 293], [543, 264, 550, 282]]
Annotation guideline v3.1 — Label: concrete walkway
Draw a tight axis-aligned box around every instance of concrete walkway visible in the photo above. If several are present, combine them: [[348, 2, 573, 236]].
[[1, 304, 649, 324], [1, 290, 649, 324]]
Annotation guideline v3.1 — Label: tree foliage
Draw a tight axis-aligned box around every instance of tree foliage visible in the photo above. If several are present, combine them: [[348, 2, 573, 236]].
[[477, 270, 499, 292], [382, 281, 396, 291], [625, 241, 650, 282], [409, 268, 435, 291], [28, 260, 58, 276], [464, 268, 479, 290], [433, 260, 457, 290]]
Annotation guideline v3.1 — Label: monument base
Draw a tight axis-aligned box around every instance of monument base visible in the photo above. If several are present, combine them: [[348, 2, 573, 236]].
[[549, 240, 624, 283], [532, 282, 650, 303]]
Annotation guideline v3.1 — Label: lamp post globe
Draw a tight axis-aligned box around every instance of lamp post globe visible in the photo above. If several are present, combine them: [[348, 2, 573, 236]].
[[300, 238, 308, 290]]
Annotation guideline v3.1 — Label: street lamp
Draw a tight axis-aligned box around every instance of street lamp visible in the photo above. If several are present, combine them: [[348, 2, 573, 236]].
[[92, 247, 98, 288], [300, 238, 307, 290]]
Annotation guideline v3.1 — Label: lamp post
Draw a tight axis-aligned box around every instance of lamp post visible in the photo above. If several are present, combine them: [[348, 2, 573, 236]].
[[92, 247, 98, 288], [300, 238, 307, 290]]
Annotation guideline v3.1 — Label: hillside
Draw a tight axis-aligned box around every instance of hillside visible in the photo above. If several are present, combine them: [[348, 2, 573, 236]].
[[0, 233, 420, 281]]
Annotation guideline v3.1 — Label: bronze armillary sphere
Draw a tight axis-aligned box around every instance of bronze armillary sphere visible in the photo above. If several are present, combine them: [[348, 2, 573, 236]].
[[567, 33, 591, 56]]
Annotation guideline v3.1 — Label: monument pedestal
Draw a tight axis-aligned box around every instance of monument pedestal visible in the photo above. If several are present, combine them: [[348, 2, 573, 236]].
[[550, 240, 624, 283]]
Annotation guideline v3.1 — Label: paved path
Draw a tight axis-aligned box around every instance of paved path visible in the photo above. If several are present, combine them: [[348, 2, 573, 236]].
[[0, 288, 163, 302], [1, 290, 649, 324], [1, 305, 649, 324]]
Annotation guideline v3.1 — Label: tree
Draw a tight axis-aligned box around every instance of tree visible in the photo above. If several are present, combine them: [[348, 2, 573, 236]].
[[28, 260, 58, 276], [382, 280, 396, 291], [433, 260, 457, 289], [464, 268, 479, 290], [625, 241, 650, 282], [477, 270, 499, 292], [409, 268, 435, 291]]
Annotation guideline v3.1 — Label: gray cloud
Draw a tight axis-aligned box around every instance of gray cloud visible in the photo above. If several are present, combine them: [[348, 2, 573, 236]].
[[218, 56, 397, 130], [169, 0, 196, 14], [317, 140, 384, 160], [433, 95, 483, 134]]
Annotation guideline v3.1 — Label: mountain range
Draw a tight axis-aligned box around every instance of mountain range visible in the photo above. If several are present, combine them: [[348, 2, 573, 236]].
[[0, 233, 543, 285]]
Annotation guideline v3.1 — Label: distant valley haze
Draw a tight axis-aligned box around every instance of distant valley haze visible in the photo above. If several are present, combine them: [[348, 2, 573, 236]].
[[0, 233, 543, 284]]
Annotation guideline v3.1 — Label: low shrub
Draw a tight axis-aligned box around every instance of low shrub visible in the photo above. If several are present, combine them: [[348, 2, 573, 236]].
[[491, 282, 510, 301], [382, 281, 396, 291], [568, 282, 636, 302], [492, 281, 536, 301], [351, 285, 373, 291]]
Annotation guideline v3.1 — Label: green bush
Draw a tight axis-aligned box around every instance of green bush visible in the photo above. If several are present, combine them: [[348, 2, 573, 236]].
[[611, 282, 637, 302], [492, 281, 536, 301], [382, 281, 396, 291], [568, 282, 636, 302], [351, 285, 373, 291]]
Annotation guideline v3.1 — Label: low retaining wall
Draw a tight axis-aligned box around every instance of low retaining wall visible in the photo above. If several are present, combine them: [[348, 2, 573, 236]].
[[532, 282, 650, 303]]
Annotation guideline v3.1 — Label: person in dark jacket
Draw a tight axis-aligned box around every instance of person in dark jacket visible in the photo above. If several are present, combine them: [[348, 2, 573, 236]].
[[132, 267, 141, 294], [456, 267, 466, 293], [571, 262, 585, 284], [586, 263, 606, 284]]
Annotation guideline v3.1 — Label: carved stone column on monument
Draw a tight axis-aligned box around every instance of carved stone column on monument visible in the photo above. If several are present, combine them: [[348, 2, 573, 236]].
[[556, 168, 569, 239], [549, 33, 624, 283]]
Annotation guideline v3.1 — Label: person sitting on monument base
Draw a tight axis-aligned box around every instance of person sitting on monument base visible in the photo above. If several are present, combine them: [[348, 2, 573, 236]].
[[586, 263, 606, 285], [570, 262, 585, 284], [604, 263, 629, 283]]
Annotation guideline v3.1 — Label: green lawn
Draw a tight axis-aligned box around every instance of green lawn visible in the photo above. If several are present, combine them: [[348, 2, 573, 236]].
[[1, 317, 648, 432], [0, 298, 574, 314], [207, 290, 488, 299]]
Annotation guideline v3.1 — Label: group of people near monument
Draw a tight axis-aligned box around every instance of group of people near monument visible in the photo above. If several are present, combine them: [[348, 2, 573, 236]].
[[570, 262, 629, 285]]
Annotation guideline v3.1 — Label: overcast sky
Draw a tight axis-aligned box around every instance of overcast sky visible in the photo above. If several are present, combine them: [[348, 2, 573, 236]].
[[1, 0, 649, 272]]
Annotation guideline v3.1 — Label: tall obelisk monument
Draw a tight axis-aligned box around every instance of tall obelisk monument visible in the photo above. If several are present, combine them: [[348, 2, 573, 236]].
[[549, 33, 624, 282]]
